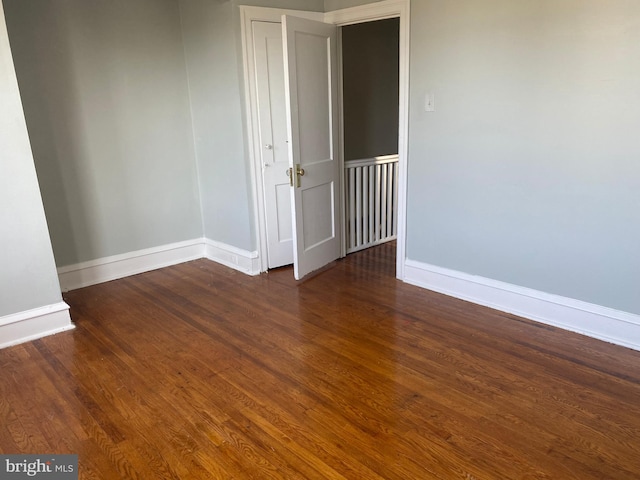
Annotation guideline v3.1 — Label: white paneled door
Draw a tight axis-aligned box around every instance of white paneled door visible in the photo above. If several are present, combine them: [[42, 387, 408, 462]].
[[282, 15, 341, 280], [253, 21, 293, 269]]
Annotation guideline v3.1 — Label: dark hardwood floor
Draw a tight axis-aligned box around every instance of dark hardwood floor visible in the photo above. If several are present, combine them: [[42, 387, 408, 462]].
[[1, 242, 640, 479]]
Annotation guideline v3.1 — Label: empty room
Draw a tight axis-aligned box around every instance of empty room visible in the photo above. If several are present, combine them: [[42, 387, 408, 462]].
[[1, 0, 639, 478]]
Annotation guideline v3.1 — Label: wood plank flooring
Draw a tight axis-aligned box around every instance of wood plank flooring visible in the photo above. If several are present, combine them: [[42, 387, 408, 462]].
[[1, 242, 640, 479]]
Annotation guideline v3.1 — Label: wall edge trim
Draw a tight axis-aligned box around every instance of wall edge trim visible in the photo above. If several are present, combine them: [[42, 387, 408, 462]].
[[0, 302, 73, 349], [57, 239, 205, 291], [58, 238, 262, 291], [403, 259, 640, 352], [204, 239, 260, 276]]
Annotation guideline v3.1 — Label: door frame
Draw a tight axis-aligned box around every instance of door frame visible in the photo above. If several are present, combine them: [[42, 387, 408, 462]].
[[240, 0, 410, 279]]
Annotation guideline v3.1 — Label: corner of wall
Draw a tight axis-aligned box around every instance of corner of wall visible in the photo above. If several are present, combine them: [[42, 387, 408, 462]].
[[204, 238, 261, 276]]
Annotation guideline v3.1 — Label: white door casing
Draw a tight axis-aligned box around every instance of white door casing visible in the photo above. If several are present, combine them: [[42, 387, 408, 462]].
[[282, 15, 341, 280], [253, 21, 293, 268]]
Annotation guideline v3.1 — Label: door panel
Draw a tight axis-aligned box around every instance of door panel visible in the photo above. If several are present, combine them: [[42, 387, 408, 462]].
[[301, 182, 335, 249], [275, 183, 293, 240], [253, 21, 293, 268], [294, 32, 332, 163], [282, 15, 341, 280]]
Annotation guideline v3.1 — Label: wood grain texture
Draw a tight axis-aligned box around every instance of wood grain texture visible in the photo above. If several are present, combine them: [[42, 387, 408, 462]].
[[1, 242, 639, 479]]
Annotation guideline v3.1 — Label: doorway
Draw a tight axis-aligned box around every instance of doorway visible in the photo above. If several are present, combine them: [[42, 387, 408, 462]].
[[240, 1, 410, 279], [341, 18, 400, 255]]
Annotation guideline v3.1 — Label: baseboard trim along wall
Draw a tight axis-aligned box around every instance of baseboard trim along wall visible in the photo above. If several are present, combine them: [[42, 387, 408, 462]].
[[204, 239, 261, 276], [0, 302, 73, 349], [57, 238, 260, 292], [403, 259, 640, 352], [57, 239, 205, 291]]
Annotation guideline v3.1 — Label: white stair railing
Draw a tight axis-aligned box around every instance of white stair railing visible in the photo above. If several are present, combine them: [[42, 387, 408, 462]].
[[345, 154, 398, 254]]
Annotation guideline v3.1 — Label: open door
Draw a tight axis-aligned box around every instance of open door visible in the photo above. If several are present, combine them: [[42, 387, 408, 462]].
[[282, 15, 341, 280]]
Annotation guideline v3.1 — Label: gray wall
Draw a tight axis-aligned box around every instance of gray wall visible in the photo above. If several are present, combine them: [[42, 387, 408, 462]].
[[237, 0, 323, 10], [342, 18, 399, 160], [407, 0, 640, 315], [0, 3, 63, 316], [324, 0, 383, 12], [4, 0, 203, 267], [178, 0, 251, 250]]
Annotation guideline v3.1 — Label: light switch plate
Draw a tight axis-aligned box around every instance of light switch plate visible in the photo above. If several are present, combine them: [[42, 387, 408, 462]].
[[425, 93, 435, 112]]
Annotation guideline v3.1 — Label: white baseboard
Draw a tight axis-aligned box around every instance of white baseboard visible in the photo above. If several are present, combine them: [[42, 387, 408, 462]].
[[403, 259, 640, 352], [0, 302, 74, 349], [58, 238, 262, 291], [204, 239, 260, 276], [57, 239, 205, 291]]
